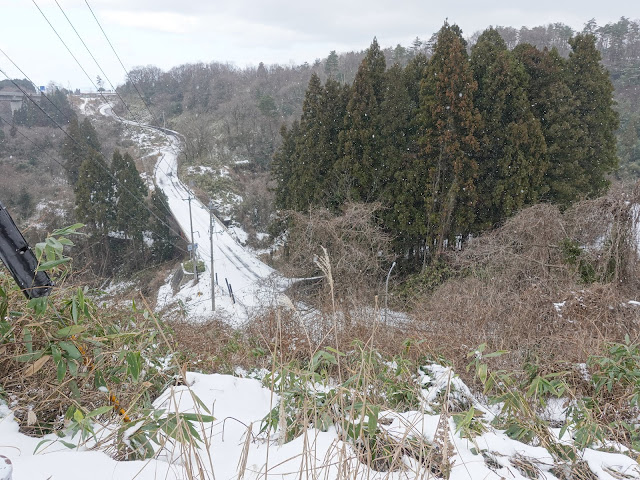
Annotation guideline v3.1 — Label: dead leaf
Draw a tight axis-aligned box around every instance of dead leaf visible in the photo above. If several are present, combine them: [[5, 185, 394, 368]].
[[23, 355, 51, 377], [27, 410, 37, 426]]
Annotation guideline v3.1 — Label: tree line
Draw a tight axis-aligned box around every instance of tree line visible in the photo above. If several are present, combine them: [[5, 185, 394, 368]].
[[60, 117, 177, 273], [113, 18, 639, 241], [272, 24, 619, 266]]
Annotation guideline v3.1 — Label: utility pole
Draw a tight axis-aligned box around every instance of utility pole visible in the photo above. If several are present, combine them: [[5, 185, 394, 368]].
[[184, 195, 199, 283], [208, 200, 215, 311], [384, 261, 396, 324]]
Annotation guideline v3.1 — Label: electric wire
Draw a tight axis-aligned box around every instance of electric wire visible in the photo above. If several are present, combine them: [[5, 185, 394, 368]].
[[0, 70, 189, 254], [34, 0, 182, 161], [30, 0, 184, 165], [0, 111, 189, 256], [53, 0, 148, 128], [30, 0, 149, 140], [7, 3, 216, 274], [0, 46, 150, 160], [84, 0, 159, 124], [80, 0, 184, 161], [0, 46, 181, 233], [30, 0, 112, 106]]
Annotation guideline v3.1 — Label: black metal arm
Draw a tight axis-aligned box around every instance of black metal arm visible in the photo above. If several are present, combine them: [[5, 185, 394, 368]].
[[0, 200, 53, 298]]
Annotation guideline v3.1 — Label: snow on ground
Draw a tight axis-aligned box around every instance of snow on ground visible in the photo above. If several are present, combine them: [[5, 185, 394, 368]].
[[2, 368, 639, 479], [99, 104, 286, 325], [0, 101, 607, 479], [78, 97, 89, 115]]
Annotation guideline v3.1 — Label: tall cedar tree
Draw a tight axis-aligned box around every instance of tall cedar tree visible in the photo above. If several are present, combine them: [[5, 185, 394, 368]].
[[74, 151, 116, 237], [112, 150, 149, 244], [61, 116, 101, 186], [318, 78, 350, 208], [81, 117, 101, 153], [419, 24, 480, 260], [378, 59, 426, 255], [272, 121, 300, 210], [149, 189, 175, 262], [513, 44, 585, 206], [325, 50, 340, 79], [566, 34, 619, 197], [291, 73, 329, 210], [471, 29, 547, 231], [60, 115, 82, 185], [334, 38, 386, 203]]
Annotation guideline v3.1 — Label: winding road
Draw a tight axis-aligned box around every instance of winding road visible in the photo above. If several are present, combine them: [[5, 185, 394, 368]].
[[99, 104, 283, 324]]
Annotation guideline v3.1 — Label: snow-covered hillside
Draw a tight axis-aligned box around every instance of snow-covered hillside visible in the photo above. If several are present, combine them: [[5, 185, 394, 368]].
[[99, 104, 285, 324]]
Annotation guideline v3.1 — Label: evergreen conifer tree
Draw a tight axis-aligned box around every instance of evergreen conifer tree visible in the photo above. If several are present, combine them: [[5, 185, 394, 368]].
[[74, 152, 116, 237], [513, 44, 584, 206], [566, 34, 619, 197], [378, 62, 426, 255], [81, 118, 101, 153], [314, 77, 349, 208], [112, 150, 149, 244], [471, 29, 547, 231], [60, 115, 101, 186], [325, 50, 340, 79], [291, 73, 327, 210], [333, 38, 386, 203], [419, 23, 480, 260], [149, 189, 175, 262], [272, 121, 300, 210]]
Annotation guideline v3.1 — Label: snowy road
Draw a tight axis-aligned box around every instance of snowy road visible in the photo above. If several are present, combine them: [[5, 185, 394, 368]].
[[99, 104, 283, 324]]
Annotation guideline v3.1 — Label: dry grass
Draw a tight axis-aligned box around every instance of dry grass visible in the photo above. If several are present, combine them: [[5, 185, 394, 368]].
[[230, 187, 640, 399], [0, 278, 176, 437], [406, 188, 640, 377]]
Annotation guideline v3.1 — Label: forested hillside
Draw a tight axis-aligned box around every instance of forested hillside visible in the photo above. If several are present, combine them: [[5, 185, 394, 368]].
[[273, 24, 619, 267], [115, 17, 640, 183]]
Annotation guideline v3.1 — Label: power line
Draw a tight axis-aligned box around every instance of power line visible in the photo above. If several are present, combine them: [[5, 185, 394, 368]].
[[52, 0, 148, 128], [33, 0, 182, 161], [7, 3, 192, 256], [0, 111, 188, 256], [30, 0, 169, 157], [81, 0, 184, 167], [0, 70, 188, 253], [48, 0, 184, 162], [30, 0, 102, 97], [84, 0, 159, 124], [0, 48, 177, 225], [30, 0, 140, 134], [0, 44, 179, 227]]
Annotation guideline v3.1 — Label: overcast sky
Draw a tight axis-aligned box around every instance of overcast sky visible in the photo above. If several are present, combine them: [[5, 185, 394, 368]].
[[0, 0, 636, 91]]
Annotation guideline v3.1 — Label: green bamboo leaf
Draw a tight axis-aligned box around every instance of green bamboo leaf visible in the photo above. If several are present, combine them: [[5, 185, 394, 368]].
[[180, 413, 215, 423], [126, 351, 142, 382], [478, 363, 487, 384], [67, 359, 79, 377], [55, 325, 87, 337], [59, 341, 82, 359], [36, 258, 70, 271], [15, 351, 43, 363], [73, 409, 84, 422], [59, 440, 77, 449], [57, 357, 67, 383], [51, 224, 85, 237], [86, 405, 113, 418]]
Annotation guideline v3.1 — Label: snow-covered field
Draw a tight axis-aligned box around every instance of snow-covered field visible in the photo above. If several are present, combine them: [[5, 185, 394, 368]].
[[2, 365, 639, 480]]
